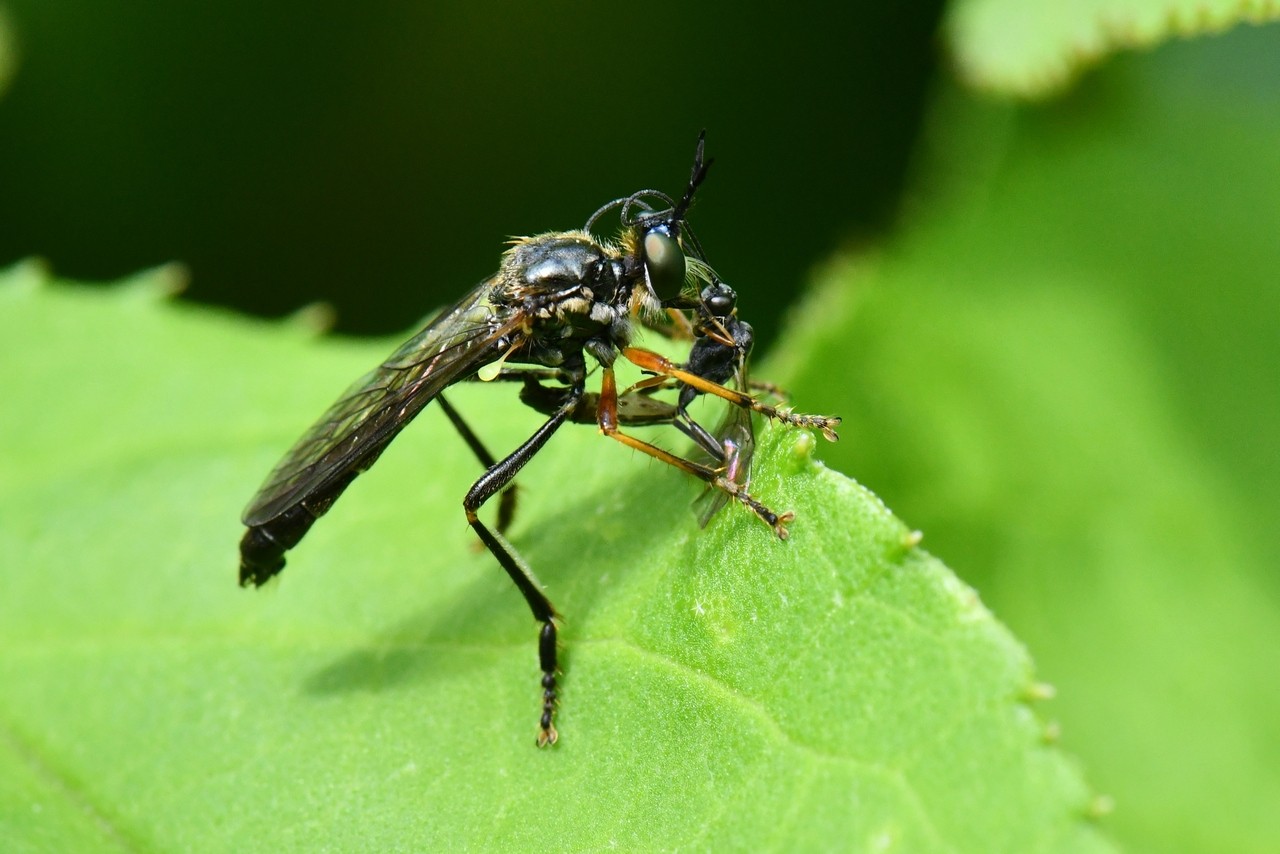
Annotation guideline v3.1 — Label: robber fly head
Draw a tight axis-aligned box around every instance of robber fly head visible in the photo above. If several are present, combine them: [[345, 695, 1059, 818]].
[[585, 131, 716, 308]]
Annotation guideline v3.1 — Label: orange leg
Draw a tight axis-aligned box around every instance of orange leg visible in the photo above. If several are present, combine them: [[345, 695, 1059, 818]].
[[621, 347, 842, 442], [595, 367, 794, 538]]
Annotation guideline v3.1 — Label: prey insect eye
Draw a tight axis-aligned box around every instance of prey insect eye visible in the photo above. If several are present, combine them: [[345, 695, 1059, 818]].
[[642, 225, 686, 302], [700, 283, 736, 318]]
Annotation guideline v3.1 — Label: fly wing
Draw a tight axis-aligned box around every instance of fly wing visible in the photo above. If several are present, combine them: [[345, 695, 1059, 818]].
[[243, 278, 519, 526]]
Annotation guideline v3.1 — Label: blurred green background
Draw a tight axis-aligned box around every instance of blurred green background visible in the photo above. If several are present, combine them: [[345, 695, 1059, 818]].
[[4, 1, 1280, 851], [0, 0, 943, 344]]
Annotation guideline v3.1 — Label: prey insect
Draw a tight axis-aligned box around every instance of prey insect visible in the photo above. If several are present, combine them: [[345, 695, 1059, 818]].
[[676, 281, 766, 527], [238, 134, 841, 746]]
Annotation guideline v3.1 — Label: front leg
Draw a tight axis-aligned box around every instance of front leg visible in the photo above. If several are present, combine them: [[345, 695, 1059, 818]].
[[593, 367, 794, 539], [462, 382, 584, 747], [622, 346, 841, 442]]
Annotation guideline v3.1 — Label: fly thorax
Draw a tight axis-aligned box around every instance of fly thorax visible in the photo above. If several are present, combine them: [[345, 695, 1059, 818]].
[[588, 300, 619, 325], [542, 292, 592, 320], [507, 234, 608, 291]]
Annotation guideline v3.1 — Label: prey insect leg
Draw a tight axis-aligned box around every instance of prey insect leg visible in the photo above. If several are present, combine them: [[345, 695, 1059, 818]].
[[462, 383, 585, 747], [594, 368, 794, 538]]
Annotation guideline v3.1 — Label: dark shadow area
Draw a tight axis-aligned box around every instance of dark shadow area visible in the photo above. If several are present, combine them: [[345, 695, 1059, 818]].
[[0, 1, 945, 349]]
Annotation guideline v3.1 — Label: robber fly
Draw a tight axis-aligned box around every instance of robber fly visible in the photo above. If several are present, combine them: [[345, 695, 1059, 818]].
[[238, 134, 840, 746]]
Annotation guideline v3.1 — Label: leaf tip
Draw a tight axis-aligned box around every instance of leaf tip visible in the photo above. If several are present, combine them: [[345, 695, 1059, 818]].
[[1085, 794, 1116, 820], [791, 428, 816, 459], [286, 301, 338, 336], [0, 257, 53, 293], [1022, 680, 1057, 702], [118, 262, 190, 300]]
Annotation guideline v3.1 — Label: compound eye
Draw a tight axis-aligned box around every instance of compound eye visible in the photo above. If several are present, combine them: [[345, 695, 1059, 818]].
[[642, 226, 686, 302], [700, 283, 736, 317]]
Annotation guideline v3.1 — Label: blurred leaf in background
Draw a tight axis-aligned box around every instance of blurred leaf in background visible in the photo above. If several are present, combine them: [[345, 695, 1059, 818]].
[[947, 0, 1280, 96], [776, 4, 1280, 851]]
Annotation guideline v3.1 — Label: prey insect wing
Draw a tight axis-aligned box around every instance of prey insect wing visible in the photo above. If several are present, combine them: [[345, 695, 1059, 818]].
[[243, 279, 518, 527], [691, 384, 755, 527]]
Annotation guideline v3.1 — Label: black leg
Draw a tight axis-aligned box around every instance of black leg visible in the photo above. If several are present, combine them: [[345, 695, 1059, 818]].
[[462, 383, 583, 747], [436, 393, 517, 533]]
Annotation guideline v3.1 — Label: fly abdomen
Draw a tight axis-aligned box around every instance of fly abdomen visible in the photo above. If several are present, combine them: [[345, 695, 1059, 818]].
[[238, 503, 318, 587], [240, 464, 366, 586]]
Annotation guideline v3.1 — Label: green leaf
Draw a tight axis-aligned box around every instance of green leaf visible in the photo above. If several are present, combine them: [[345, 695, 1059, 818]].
[[778, 29, 1280, 854], [945, 0, 1280, 97], [0, 264, 1105, 850]]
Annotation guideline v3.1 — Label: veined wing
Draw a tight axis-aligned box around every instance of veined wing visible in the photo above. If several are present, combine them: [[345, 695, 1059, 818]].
[[243, 278, 520, 526], [690, 348, 756, 527], [692, 395, 755, 528]]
